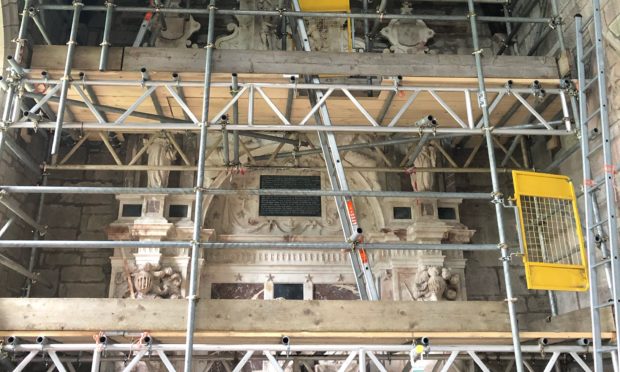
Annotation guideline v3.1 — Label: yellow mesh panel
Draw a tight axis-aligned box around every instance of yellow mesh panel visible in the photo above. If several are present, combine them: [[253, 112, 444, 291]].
[[513, 171, 588, 291]]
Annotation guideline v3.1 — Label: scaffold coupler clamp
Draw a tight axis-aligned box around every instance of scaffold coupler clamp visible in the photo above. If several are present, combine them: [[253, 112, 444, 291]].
[[549, 15, 563, 30], [392, 76, 401, 91], [502, 197, 516, 209], [12, 36, 27, 52], [30, 114, 40, 133], [504, 296, 517, 303], [94, 332, 108, 355], [538, 339, 547, 357], [38, 225, 48, 238], [491, 191, 504, 204], [477, 91, 487, 108], [27, 6, 40, 17], [378, 10, 385, 22], [409, 341, 427, 365]]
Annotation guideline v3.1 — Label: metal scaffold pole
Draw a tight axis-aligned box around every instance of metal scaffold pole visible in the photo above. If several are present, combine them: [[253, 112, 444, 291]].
[[184, 0, 216, 370], [290, 0, 378, 300], [51, 1, 83, 155], [466, 0, 524, 370], [13, 0, 31, 64]]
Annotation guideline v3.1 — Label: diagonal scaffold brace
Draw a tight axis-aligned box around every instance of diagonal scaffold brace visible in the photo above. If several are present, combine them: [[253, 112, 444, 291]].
[[290, 0, 378, 300]]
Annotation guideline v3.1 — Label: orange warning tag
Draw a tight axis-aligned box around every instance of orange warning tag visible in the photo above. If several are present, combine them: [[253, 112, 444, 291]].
[[346, 200, 358, 226], [605, 165, 616, 175], [359, 248, 368, 264]]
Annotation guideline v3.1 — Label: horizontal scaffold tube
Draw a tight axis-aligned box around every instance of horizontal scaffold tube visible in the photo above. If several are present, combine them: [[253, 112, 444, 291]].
[[0, 241, 498, 250], [44, 165, 515, 173], [22, 81, 566, 93], [34, 5, 552, 24], [0, 186, 491, 199], [8, 122, 573, 136], [3, 343, 595, 353]]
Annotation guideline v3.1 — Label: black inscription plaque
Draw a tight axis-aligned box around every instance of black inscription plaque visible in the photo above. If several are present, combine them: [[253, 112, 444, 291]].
[[259, 175, 321, 217]]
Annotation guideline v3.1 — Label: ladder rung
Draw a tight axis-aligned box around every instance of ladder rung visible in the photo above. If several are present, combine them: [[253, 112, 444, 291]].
[[581, 45, 595, 62], [592, 258, 611, 269], [591, 218, 609, 229], [580, 15, 594, 32], [594, 301, 614, 309], [585, 108, 601, 124], [588, 142, 603, 156], [584, 75, 599, 90]]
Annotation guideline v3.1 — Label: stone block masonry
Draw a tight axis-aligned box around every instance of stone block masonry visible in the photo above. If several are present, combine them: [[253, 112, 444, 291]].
[[30, 151, 122, 298], [459, 169, 553, 321]]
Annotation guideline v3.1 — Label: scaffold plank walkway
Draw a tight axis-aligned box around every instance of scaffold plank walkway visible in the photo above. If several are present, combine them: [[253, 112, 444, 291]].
[[0, 299, 614, 343]]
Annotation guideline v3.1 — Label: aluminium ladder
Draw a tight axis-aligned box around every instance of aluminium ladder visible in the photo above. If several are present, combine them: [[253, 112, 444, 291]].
[[289, 0, 379, 300], [575, 1, 620, 370]]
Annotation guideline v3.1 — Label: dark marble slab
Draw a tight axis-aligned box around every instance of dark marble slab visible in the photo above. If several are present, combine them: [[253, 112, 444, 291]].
[[211, 283, 264, 299], [313, 284, 358, 300]]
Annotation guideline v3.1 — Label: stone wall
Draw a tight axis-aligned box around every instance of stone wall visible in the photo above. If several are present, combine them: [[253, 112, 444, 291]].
[[29, 150, 120, 298], [0, 135, 42, 297], [457, 171, 553, 321]]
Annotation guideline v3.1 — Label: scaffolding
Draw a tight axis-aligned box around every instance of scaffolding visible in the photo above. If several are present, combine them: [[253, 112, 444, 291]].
[[0, 0, 617, 371], [1, 342, 603, 372]]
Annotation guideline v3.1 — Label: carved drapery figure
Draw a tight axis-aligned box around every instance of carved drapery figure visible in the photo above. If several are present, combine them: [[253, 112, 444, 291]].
[[153, 0, 200, 48], [406, 265, 459, 301], [380, 2, 435, 54], [145, 135, 177, 188], [128, 263, 183, 299], [215, 0, 280, 50], [406, 145, 437, 191]]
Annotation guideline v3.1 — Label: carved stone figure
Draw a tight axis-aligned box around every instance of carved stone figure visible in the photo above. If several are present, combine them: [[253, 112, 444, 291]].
[[306, 18, 364, 52], [145, 135, 177, 188], [409, 265, 459, 301], [380, 2, 435, 54], [215, 0, 280, 50], [153, 0, 200, 48], [406, 145, 437, 191], [128, 263, 183, 299], [215, 0, 362, 52]]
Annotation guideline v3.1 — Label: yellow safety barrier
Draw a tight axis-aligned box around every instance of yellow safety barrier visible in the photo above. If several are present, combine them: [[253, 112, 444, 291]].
[[298, 0, 350, 11], [512, 171, 588, 291]]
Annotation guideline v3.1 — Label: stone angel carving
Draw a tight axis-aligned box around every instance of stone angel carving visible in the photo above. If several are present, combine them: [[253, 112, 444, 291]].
[[409, 265, 460, 301]]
